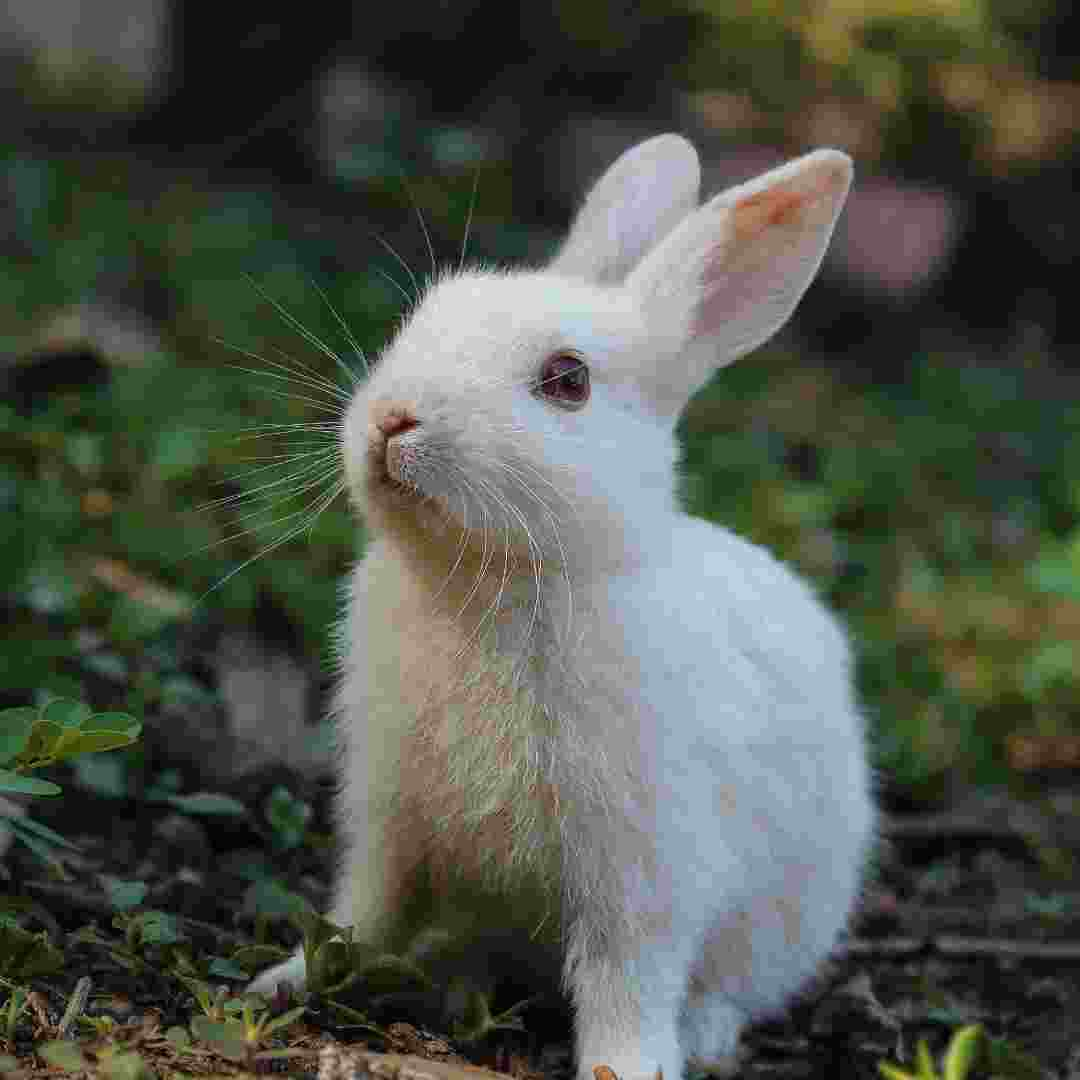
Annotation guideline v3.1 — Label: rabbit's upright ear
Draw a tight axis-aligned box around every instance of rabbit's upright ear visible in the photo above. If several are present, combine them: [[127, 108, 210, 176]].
[[551, 134, 700, 284], [627, 149, 852, 417]]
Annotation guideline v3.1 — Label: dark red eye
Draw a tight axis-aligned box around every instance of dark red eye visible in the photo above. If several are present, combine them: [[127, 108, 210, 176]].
[[536, 353, 590, 409]]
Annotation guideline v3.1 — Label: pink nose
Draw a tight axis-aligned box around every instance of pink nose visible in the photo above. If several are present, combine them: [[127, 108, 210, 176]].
[[377, 411, 417, 438]]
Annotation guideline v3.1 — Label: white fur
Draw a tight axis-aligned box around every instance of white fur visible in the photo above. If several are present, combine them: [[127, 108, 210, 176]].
[[250, 134, 874, 1080]]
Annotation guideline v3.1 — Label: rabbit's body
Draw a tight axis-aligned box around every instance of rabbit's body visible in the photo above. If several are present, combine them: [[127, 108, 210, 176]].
[[251, 136, 875, 1080]]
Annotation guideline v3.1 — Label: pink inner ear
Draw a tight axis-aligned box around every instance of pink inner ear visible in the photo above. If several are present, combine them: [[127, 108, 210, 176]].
[[691, 166, 846, 343], [732, 187, 810, 240]]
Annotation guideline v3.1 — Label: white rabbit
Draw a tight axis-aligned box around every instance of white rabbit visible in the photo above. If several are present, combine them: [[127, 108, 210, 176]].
[[249, 134, 875, 1080]]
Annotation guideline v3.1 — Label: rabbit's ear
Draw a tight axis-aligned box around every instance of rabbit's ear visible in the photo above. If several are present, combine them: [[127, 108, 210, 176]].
[[627, 149, 852, 415], [551, 134, 701, 284]]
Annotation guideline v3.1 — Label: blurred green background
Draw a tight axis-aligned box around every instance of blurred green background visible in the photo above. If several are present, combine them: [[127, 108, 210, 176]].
[[2, 0, 1079, 806]]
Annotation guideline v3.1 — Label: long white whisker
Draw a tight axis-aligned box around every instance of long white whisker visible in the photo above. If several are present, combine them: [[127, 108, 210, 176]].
[[258, 337, 355, 400], [454, 490, 496, 623], [240, 383, 348, 415], [460, 168, 480, 272], [227, 422, 342, 442], [192, 468, 342, 558], [218, 356, 351, 410], [374, 265, 416, 310], [201, 450, 340, 507], [370, 232, 420, 303], [400, 177, 438, 279], [243, 273, 350, 372], [482, 465, 551, 654], [197, 478, 346, 599], [200, 459, 342, 524], [307, 274, 369, 380], [488, 457, 575, 649], [430, 488, 474, 606]]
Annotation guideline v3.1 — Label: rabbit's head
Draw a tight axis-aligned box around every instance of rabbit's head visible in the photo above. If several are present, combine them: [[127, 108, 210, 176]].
[[343, 135, 851, 583]]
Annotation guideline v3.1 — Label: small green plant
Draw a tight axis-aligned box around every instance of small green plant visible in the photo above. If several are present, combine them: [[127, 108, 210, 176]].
[[0, 697, 140, 862], [188, 994, 306, 1064], [879, 1025, 982, 1080], [0, 924, 64, 981], [264, 784, 313, 851], [451, 983, 539, 1043], [71, 910, 185, 980], [0, 983, 29, 1043], [0, 699, 141, 794]]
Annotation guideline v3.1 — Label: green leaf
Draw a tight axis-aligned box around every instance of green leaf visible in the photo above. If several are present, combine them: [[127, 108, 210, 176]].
[[43, 725, 85, 760], [230, 943, 291, 974], [916, 1040, 936, 1080], [165, 1026, 192, 1048], [37, 1041, 86, 1072], [164, 791, 248, 816], [353, 952, 432, 995], [190, 1016, 247, 1059], [0, 1052, 22, 1071], [0, 924, 64, 977], [261, 1004, 307, 1036], [878, 1066, 916, 1080], [265, 785, 312, 850], [943, 1025, 982, 1080], [4, 825, 63, 867], [67, 432, 104, 474], [290, 910, 346, 955], [103, 878, 148, 911], [6, 813, 81, 850], [240, 879, 313, 921], [82, 651, 129, 682], [100, 1048, 156, 1080], [73, 752, 130, 797], [309, 940, 363, 995], [136, 911, 183, 946], [49, 729, 140, 760], [207, 956, 251, 980], [153, 428, 206, 476], [1027, 551, 1080, 599], [42, 698, 93, 729], [0, 708, 36, 764], [23, 718, 63, 762], [0, 768, 61, 796], [88, 711, 141, 735]]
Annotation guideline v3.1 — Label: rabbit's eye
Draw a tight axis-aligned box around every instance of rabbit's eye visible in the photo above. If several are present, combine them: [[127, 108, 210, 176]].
[[535, 353, 590, 410]]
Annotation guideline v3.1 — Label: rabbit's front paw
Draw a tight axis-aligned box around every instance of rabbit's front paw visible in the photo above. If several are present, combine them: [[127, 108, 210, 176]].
[[578, 1032, 681, 1080], [248, 950, 307, 996]]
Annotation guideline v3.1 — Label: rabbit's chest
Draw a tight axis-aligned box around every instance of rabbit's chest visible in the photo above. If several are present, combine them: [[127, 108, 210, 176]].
[[383, 604, 565, 895]]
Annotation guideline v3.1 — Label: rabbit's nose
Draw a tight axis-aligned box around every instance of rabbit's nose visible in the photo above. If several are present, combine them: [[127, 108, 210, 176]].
[[376, 410, 418, 438], [385, 428, 418, 483]]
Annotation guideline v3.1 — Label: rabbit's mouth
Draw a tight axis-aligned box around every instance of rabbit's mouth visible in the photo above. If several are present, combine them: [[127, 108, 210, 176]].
[[366, 408, 423, 499]]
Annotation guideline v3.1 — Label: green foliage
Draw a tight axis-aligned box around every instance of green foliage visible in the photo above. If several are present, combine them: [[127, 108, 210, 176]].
[[451, 983, 538, 1043], [263, 784, 313, 851], [0, 697, 140, 861], [679, 347, 1080, 799], [0, 986, 29, 1043], [878, 1024, 1046, 1080], [0, 924, 64, 980], [2, 3, 1078, 816], [684, 0, 1065, 172], [38, 1038, 158, 1080], [189, 998, 305, 1061], [0, 699, 140, 793], [288, 911, 384, 997], [101, 878, 149, 911], [879, 1024, 982, 1080]]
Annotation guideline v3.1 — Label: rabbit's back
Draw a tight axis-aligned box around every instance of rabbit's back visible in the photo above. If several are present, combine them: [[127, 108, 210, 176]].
[[593, 513, 873, 889]]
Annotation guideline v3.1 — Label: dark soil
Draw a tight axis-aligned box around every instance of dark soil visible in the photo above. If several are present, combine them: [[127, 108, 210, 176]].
[[5, 736, 1080, 1079]]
